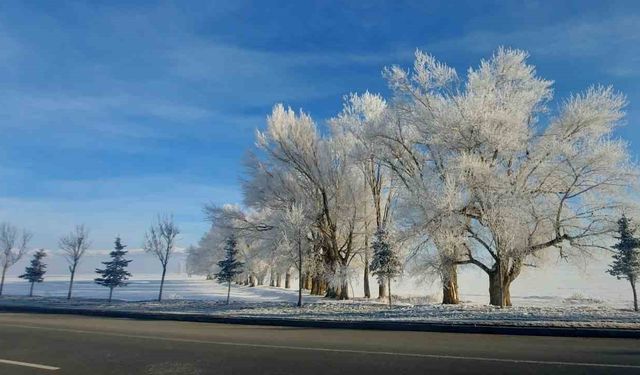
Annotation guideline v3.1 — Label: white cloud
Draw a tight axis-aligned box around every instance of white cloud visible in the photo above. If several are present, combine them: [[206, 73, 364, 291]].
[[423, 14, 640, 59], [0, 93, 215, 129]]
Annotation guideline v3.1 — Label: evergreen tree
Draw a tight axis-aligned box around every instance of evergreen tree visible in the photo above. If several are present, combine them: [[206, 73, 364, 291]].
[[215, 235, 244, 304], [608, 216, 640, 311], [95, 237, 132, 302], [19, 249, 47, 297], [370, 228, 401, 306]]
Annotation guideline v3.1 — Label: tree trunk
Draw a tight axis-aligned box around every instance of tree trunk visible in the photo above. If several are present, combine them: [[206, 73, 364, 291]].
[[250, 275, 257, 287], [0, 263, 8, 296], [488, 269, 512, 307], [297, 270, 303, 307], [67, 265, 77, 300], [442, 278, 459, 305], [388, 277, 392, 307], [441, 264, 460, 304], [364, 230, 371, 298], [338, 279, 349, 300], [298, 236, 303, 307], [276, 273, 282, 288], [285, 272, 291, 289], [310, 277, 318, 295], [158, 265, 167, 301], [29, 281, 34, 297], [363, 259, 371, 299], [631, 279, 638, 312], [320, 279, 327, 295], [226, 280, 231, 304], [108, 287, 114, 303], [378, 281, 387, 300], [324, 284, 336, 298], [311, 276, 323, 295], [488, 256, 523, 307], [304, 274, 312, 290]]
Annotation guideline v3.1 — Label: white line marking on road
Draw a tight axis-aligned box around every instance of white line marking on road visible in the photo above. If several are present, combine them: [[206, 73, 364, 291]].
[[1, 323, 639, 369], [0, 359, 60, 371]]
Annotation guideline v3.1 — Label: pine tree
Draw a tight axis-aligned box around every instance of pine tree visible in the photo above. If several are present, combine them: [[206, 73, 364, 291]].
[[19, 249, 47, 297], [608, 216, 640, 311], [95, 237, 132, 302], [370, 228, 401, 306], [215, 235, 244, 304]]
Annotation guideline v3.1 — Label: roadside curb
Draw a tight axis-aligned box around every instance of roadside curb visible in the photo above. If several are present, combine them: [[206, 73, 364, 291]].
[[1, 304, 639, 339]]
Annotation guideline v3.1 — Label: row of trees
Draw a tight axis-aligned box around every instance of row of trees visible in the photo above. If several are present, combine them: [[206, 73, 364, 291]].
[[2, 48, 639, 309], [5, 213, 639, 309], [188, 47, 639, 307], [4, 220, 256, 306], [0, 215, 179, 302], [15, 236, 132, 302]]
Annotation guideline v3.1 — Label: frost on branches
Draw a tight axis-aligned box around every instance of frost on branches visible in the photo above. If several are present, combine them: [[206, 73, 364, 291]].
[[380, 48, 637, 306], [195, 47, 638, 307]]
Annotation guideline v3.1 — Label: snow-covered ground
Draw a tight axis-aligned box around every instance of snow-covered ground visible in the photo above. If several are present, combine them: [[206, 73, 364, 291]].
[[0, 278, 305, 302], [2, 244, 632, 307], [1, 250, 636, 330], [1, 278, 638, 329]]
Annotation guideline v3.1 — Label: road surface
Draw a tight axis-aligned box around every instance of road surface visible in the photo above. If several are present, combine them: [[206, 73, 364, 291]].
[[0, 312, 638, 374]]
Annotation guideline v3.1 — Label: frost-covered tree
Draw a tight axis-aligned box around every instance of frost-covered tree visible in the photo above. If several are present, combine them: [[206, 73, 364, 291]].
[[331, 92, 394, 299], [0, 222, 32, 296], [280, 203, 312, 306], [59, 224, 90, 300], [186, 225, 230, 280], [215, 235, 244, 304], [372, 66, 470, 304], [401, 210, 468, 305], [204, 204, 278, 287], [241, 160, 323, 292], [186, 245, 209, 278], [255, 105, 368, 299], [144, 214, 179, 302], [370, 228, 401, 306], [608, 216, 640, 311], [391, 172, 468, 304], [19, 249, 46, 297], [95, 237, 132, 302], [195, 46, 638, 308], [382, 48, 638, 306]]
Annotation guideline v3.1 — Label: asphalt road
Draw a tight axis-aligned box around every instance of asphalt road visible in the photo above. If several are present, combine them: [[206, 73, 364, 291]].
[[0, 313, 639, 375]]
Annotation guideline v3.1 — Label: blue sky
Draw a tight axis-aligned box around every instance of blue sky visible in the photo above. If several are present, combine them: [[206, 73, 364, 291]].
[[1, 0, 639, 252]]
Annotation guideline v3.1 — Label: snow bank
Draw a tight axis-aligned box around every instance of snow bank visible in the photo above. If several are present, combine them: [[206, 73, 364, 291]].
[[1, 281, 638, 330]]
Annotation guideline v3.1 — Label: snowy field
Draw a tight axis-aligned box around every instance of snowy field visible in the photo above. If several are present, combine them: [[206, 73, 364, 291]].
[[0, 278, 308, 302], [1, 277, 639, 329], [2, 245, 632, 306], [1, 251, 636, 330]]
